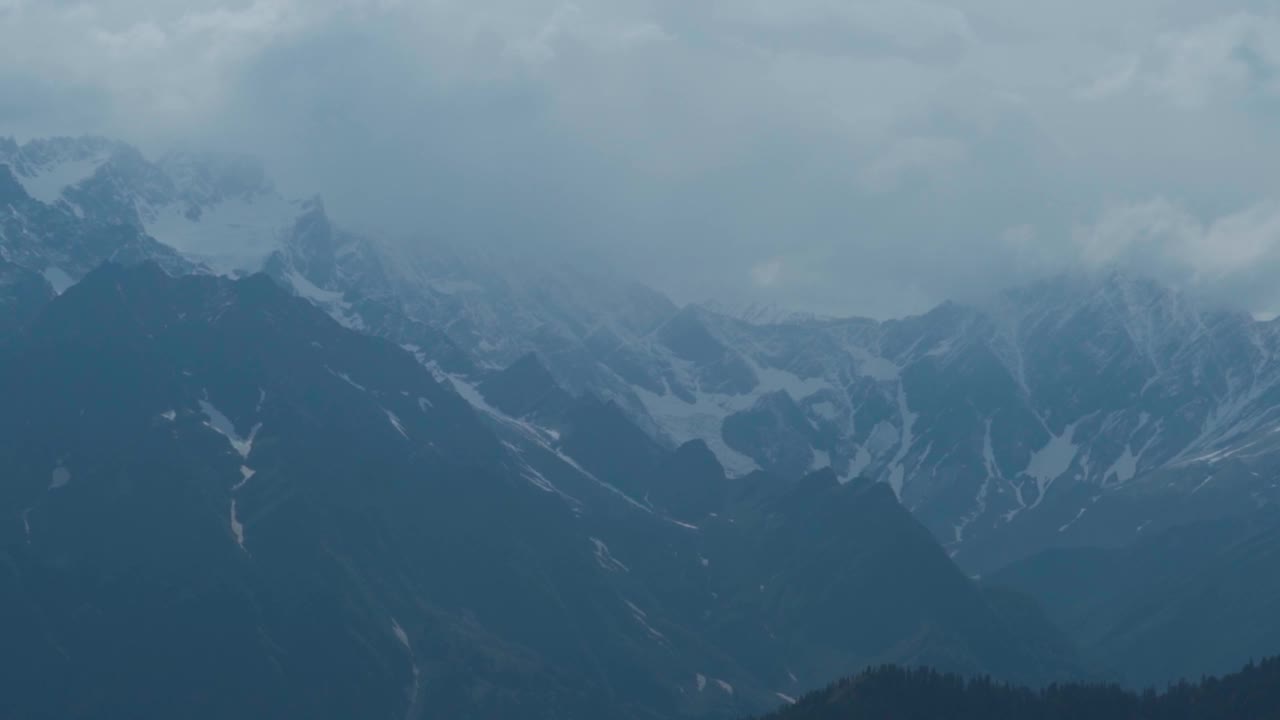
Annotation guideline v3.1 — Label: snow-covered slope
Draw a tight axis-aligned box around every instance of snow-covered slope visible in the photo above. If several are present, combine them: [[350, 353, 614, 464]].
[[138, 152, 301, 274]]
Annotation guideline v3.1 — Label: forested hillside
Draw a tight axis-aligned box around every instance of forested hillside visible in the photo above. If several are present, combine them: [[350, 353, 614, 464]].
[[758, 658, 1280, 720]]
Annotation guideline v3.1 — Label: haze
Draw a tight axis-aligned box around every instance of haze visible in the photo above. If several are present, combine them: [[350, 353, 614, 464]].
[[2, 0, 1278, 317]]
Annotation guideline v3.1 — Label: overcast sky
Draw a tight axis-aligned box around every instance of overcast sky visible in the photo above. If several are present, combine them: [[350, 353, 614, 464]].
[[2, 0, 1279, 318]]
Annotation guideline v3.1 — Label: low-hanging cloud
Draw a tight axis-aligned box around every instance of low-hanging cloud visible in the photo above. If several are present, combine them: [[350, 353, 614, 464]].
[[1, 0, 1278, 318], [1077, 199, 1280, 316]]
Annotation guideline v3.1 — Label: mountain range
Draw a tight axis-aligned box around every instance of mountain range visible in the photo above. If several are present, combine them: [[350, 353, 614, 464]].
[[0, 261, 1081, 719], [7, 136, 1278, 574], [2, 136, 1280, 716]]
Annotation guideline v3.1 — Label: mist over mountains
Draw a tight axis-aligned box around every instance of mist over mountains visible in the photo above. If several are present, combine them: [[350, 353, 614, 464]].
[[2, 137, 1280, 718], [7, 136, 1279, 569]]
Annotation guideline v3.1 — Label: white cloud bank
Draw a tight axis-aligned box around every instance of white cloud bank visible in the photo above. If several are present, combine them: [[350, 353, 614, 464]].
[[1, 0, 1278, 317]]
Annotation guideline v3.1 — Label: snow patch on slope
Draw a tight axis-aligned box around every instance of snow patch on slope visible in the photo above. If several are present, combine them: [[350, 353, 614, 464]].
[[285, 271, 365, 330], [633, 383, 759, 476], [198, 399, 260, 460], [391, 617, 422, 719], [143, 194, 298, 275], [953, 420, 998, 545], [1026, 423, 1078, 507], [850, 347, 900, 382], [230, 464, 257, 552], [518, 462, 560, 494], [41, 267, 75, 294], [810, 448, 831, 471], [886, 385, 917, 499], [16, 153, 109, 204], [48, 463, 71, 490], [450, 374, 651, 513], [392, 618, 411, 649], [590, 537, 629, 573], [230, 499, 247, 550], [1106, 444, 1139, 485], [385, 409, 409, 439], [624, 599, 667, 642], [198, 397, 263, 552], [1058, 507, 1088, 533], [843, 446, 873, 482], [327, 367, 368, 392]]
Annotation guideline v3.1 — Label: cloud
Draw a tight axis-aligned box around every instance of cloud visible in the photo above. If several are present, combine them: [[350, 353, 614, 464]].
[[1, 0, 1279, 318], [857, 136, 968, 192], [1078, 12, 1280, 108], [0, 0, 338, 132], [1076, 199, 1201, 269], [1076, 198, 1280, 312], [1149, 13, 1280, 109], [751, 258, 785, 288]]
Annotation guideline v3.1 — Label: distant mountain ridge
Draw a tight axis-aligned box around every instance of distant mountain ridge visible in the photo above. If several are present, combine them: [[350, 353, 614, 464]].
[[4, 135, 1280, 577]]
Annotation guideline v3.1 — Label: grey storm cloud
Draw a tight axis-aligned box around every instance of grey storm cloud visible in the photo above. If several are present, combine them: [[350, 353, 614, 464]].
[[2, 0, 1279, 317]]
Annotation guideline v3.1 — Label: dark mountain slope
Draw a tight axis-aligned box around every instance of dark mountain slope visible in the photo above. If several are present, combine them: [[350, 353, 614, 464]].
[[478, 352, 574, 419], [412, 352, 1090, 708], [989, 509, 1280, 687], [467, 350, 1083, 694], [0, 263, 752, 720], [0, 257, 54, 339], [689, 470, 1082, 691]]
